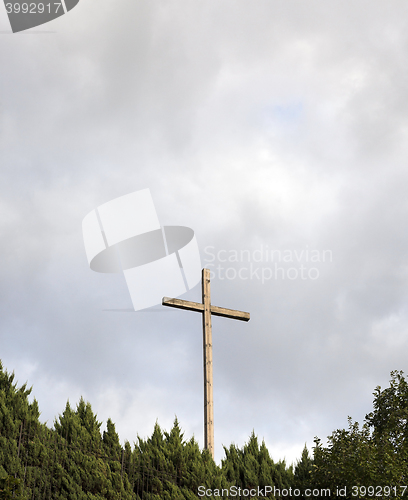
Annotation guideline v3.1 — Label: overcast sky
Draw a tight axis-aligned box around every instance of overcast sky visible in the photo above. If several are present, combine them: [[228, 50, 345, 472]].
[[1, 0, 408, 465]]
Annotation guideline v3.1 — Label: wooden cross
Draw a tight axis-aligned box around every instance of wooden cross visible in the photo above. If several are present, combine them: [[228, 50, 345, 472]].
[[162, 268, 250, 459]]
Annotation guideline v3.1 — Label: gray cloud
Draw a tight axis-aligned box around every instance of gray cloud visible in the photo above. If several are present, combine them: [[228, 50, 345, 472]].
[[1, 0, 408, 464]]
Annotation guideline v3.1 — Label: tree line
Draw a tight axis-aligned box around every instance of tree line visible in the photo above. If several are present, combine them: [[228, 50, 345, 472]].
[[0, 360, 407, 499]]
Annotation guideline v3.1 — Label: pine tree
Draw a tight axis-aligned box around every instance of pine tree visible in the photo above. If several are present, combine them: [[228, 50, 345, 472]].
[[53, 399, 134, 499], [0, 360, 42, 498], [293, 445, 313, 498], [222, 431, 294, 498]]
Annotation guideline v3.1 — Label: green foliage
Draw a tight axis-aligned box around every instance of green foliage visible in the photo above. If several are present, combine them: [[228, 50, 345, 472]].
[[222, 431, 294, 498], [0, 474, 23, 499], [293, 445, 313, 499], [133, 418, 227, 498], [0, 360, 41, 499], [312, 371, 408, 498], [365, 370, 408, 484], [312, 418, 374, 493], [0, 359, 296, 499], [6, 360, 408, 498]]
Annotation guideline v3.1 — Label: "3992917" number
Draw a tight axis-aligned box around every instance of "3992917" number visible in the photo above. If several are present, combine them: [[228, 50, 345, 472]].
[[5, 3, 63, 14]]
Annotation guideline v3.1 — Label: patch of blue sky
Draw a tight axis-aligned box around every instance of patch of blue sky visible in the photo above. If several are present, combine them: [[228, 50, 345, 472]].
[[261, 101, 304, 129]]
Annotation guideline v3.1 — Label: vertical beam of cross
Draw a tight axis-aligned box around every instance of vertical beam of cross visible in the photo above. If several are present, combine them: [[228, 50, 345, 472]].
[[202, 268, 214, 455], [163, 268, 250, 459]]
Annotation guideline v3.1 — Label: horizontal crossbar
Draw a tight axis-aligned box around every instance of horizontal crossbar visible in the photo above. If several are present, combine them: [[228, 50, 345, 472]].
[[162, 297, 250, 322]]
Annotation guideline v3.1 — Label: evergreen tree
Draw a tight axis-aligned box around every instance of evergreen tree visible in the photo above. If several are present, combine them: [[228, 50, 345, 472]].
[[0, 474, 23, 499], [53, 399, 134, 499], [103, 418, 122, 463], [133, 418, 226, 499], [222, 431, 294, 498], [293, 445, 313, 498], [0, 358, 309, 499], [0, 360, 41, 498]]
